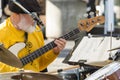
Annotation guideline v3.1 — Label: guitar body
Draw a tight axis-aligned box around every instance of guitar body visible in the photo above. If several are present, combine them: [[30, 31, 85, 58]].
[[8, 43, 36, 70], [8, 42, 47, 71], [8, 42, 26, 57]]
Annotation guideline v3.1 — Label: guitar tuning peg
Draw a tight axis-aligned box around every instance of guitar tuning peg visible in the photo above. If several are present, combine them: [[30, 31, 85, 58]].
[[83, 13, 88, 18], [89, 12, 94, 17], [96, 10, 99, 16]]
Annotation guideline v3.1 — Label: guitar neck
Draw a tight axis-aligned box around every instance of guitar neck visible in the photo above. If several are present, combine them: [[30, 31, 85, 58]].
[[20, 28, 81, 66]]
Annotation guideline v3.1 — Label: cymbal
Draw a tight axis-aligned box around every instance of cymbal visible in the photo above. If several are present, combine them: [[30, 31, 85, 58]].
[[0, 45, 23, 68], [108, 47, 120, 51], [0, 72, 63, 80], [87, 60, 113, 67]]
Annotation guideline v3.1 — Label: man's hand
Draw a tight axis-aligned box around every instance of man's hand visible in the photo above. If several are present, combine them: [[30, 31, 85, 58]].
[[53, 38, 66, 54]]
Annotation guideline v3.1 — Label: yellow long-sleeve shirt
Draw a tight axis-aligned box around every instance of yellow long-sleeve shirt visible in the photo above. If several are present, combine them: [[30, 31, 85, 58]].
[[0, 18, 59, 72]]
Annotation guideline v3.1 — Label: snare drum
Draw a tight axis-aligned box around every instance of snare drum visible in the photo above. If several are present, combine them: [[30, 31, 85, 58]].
[[85, 61, 120, 80]]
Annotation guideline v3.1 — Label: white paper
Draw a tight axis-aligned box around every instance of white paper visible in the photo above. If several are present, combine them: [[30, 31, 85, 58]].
[[69, 36, 120, 63]]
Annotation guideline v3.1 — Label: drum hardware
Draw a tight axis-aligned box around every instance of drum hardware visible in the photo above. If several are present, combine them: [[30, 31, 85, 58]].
[[0, 44, 23, 68], [46, 65, 80, 80], [58, 68, 80, 80], [57, 59, 101, 80], [114, 52, 120, 61], [108, 47, 120, 61], [58, 60, 100, 80], [77, 60, 100, 80], [56, 64, 100, 80], [44, 65, 82, 80]]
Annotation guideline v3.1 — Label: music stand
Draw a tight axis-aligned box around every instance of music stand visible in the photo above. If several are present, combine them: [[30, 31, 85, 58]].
[[63, 35, 120, 79]]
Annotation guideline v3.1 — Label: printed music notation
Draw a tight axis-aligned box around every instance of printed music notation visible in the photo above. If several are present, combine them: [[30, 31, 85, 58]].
[[69, 36, 120, 63]]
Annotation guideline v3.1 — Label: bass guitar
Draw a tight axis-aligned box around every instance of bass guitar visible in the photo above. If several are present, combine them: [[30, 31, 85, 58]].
[[9, 16, 105, 67]]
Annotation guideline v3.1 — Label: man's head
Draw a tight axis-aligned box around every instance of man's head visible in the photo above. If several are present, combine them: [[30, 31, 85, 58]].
[[8, 0, 44, 14], [9, 0, 46, 33]]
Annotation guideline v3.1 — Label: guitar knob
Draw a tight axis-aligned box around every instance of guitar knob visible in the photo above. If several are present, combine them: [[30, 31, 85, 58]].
[[97, 17, 101, 22], [92, 20, 95, 23], [80, 23, 84, 26], [89, 12, 94, 17], [83, 13, 88, 18], [86, 22, 90, 27], [96, 10, 99, 16]]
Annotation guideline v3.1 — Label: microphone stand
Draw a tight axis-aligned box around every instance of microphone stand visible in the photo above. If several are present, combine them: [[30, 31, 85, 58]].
[[11, 0, 45, 30]]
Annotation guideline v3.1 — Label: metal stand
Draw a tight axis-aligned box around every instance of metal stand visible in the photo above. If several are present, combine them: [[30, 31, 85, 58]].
[[78, 60, 100, 80]]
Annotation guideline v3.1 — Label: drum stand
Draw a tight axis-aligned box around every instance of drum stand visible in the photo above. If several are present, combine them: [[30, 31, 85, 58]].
[[78, 60, 100, 80]]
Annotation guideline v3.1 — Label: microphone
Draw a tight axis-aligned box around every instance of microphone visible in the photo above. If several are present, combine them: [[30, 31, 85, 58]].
[[10, 0, 45, 29]]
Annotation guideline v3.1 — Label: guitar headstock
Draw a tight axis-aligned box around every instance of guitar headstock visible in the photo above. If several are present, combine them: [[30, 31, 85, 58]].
[[78, 16, 105, 32]]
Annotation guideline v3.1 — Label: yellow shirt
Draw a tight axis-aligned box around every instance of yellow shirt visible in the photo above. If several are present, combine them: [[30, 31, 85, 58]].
[[0, 18, 59, 72]]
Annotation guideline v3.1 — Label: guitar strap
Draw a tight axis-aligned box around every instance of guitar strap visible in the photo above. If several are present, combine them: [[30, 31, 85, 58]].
[[24, 32, 31, 52], [24, 32, 28, 43], [24, 32, 34, 65]]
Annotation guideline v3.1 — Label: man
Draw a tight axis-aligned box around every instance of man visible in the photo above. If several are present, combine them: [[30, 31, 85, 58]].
[[0, 0, 66, 72]]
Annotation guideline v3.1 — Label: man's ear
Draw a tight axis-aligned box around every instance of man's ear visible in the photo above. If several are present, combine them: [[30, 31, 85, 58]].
[[10, 13, 20, 26], [4, 5, 12, 16]]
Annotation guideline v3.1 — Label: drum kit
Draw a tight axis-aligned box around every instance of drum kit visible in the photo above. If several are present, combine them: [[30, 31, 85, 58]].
[[1, 43, 120, 80]]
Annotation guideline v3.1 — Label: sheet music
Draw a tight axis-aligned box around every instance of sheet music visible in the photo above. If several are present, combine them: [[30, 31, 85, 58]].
[[69, 36, 120, 63]]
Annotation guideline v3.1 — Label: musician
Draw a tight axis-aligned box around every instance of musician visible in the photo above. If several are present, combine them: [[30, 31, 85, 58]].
[[0, 0, 66, 72]]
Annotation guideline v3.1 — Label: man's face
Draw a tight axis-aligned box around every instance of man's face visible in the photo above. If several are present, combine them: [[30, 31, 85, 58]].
[[17, 14, 36, 33]]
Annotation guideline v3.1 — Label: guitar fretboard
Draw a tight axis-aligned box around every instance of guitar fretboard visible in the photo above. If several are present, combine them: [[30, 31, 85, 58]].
[[20, 28, 80, 66]]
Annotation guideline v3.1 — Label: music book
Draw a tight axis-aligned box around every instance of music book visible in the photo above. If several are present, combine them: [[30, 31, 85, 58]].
[[69, 36, 120, 64]]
